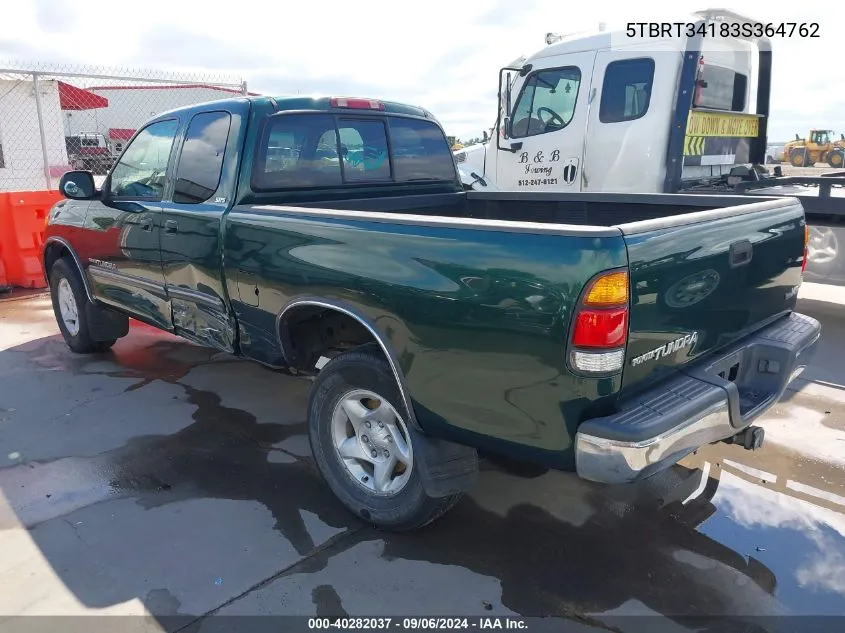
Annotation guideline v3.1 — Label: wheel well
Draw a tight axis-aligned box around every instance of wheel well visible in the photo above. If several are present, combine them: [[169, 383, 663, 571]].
[[279, 305, 380, 374], [43, 242, 70, 281]]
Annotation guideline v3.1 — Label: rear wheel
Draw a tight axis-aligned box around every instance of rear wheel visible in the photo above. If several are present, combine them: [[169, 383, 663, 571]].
[[49, 258, 116, 354], [829, 151, 844, 168], [308, 345, 462, 530]]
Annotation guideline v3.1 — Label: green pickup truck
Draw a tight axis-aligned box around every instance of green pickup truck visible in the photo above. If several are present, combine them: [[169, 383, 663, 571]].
[[43, 95, 820, 530]]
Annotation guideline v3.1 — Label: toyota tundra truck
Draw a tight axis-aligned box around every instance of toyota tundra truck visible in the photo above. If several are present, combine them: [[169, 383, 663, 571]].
[[43, 94, 820, 530]]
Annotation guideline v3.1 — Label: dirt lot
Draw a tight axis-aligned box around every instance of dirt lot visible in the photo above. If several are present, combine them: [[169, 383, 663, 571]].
[[0, 287, 843, 632]]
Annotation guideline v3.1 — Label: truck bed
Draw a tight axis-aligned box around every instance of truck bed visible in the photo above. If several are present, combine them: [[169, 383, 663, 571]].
[[289, 190, 792, 227], [225, 190, 806, 466]]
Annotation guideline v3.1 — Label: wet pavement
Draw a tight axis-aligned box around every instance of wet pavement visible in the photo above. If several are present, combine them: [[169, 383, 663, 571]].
[[0, 288, 843, 632]]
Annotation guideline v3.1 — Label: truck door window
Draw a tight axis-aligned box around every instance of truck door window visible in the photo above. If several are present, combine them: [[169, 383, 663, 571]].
[[599, 58, 655, 123], [388, 117, 458, 182], [510, 66, 581, 138], [337, 119, 391, 182], [109, 119, 179, 199], [173, 111, 232, 204]]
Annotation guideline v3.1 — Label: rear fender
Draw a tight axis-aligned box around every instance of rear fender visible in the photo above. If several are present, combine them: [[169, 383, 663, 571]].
[[277, 297, 479, 498]]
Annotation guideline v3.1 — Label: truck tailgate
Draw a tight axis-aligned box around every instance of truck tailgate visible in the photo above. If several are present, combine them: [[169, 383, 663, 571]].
[[617, 198, 806, 395]]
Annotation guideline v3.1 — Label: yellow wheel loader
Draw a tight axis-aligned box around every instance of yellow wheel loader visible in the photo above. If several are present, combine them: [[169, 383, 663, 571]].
[[781, 129, 845, 168]]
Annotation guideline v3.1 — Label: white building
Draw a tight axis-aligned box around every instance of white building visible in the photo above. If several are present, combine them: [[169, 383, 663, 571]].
[[0, 78, 71, 191], [0, 80, 253, 192], [64, 84, 253, 144]]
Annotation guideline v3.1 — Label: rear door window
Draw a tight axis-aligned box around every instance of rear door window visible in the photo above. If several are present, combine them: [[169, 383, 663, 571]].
[[173, 111, 232, 204], [253, 113, 456, 191], [599, 58, 655, 123]]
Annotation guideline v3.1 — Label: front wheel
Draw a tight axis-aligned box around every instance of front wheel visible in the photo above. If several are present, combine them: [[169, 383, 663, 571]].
[[49, 258, 116, 354], [308, 345, 462, 530]]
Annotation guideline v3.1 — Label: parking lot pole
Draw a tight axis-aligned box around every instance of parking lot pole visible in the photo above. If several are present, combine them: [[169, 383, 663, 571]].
[[31, 73, 53, 190]]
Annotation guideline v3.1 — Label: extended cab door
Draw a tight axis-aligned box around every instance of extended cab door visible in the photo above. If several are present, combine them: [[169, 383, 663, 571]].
[[83, 118, 180, 330], [496, 51, 595, 192], [158, 105, 246, 353], [581, 48, 674, 193]]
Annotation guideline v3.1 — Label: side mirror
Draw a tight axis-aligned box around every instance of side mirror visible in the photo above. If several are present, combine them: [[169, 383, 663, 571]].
[[482, 131, 489, 143], [59, 170, 97, 200]]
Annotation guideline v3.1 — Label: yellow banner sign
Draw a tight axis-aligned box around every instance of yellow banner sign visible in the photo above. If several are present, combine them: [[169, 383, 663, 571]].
[[686, 111, 760, 138]]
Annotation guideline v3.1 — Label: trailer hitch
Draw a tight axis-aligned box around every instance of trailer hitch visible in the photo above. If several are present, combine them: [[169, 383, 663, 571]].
[[722, 425, 765, 450]]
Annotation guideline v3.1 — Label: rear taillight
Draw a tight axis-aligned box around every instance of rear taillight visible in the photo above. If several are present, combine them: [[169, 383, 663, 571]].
[[801, 223, 809, 275], [569, 270, 629, 375], [330, 97, 385, 110]]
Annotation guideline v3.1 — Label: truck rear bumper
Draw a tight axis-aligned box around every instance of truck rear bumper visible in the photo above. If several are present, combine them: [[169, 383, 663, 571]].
[[574, 311, 821, 485]]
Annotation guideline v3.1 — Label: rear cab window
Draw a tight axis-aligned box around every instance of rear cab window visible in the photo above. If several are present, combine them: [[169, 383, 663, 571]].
[[694, 64, 747, 112], [251, 112, 457, 191]]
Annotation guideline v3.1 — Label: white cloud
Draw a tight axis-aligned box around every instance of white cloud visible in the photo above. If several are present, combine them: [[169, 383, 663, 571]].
[[716, 471, 845, 602], [0, 0, 838, 141]]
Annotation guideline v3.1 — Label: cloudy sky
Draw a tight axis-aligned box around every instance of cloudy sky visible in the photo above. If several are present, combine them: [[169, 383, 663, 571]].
[[0, 0, 836, 142]]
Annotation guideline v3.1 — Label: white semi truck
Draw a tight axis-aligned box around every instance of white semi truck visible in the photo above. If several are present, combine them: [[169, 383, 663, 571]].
[[454, 8, 845, 283]]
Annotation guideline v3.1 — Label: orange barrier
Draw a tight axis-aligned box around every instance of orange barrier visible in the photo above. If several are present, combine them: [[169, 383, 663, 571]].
[[0, 257, 9, 292], [0, 190, 64, 290]]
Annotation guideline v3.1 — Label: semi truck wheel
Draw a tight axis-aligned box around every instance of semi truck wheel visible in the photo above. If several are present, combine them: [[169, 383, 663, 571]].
[[307, 344, 462, 530], [49, 258, 117, 354]]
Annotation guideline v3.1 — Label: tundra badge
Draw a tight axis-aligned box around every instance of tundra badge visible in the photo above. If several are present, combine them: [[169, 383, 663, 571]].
[[631, 332, 699, 367], [89, 258, 117, 270]]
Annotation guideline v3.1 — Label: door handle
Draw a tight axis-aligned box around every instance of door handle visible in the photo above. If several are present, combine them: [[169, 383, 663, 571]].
[[165, 220, 178, 235], [140, 218, 152, 232]]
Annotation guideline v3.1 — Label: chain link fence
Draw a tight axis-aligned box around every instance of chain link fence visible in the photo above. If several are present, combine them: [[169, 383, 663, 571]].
[[0, 62, 251, 192]]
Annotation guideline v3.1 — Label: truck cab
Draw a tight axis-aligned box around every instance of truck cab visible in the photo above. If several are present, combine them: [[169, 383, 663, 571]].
[[65, 132, 118, 174], [457, 9, 769, 195]]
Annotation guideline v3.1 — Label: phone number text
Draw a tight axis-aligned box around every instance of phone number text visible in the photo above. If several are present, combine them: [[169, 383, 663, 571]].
[[626, 22, 820, 38], [518, 178, 558, 186]]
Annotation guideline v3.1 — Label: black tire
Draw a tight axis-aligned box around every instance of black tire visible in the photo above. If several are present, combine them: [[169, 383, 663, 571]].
[[790, 149, 810, 168], [308, 344, 462, 530], [49, 258, 116, 354]]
